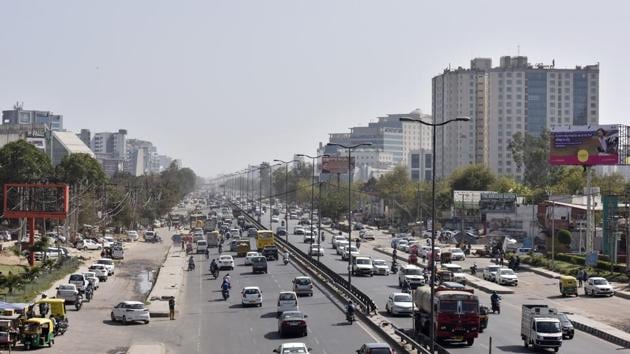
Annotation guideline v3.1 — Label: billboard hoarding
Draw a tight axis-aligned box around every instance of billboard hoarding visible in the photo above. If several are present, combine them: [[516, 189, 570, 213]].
[[321, 156, 355, 174], [549, 125, 620, 166]]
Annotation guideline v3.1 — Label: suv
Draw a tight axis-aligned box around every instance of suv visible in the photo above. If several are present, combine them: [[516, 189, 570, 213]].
[[251, 256, 268, 274], [352, 256, 373, 277], [262, 246, 279, 261], [398, 264, 425, 288], [56, 284, 80, 304], [357, 343, 394, 354], [292, 276, 313, 296], [97, 258, 115, 275], [69, 273, 89, 293], [483, 265, 501, 282]]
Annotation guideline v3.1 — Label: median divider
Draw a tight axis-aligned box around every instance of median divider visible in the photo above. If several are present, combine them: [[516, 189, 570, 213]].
[[146, 245, 185, 317], [127, 343, 166, 354]]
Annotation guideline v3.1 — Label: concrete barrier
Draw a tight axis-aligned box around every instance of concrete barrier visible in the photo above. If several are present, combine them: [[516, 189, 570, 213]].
[[146, 245, 186, 317], [569, 314, 630, 349]]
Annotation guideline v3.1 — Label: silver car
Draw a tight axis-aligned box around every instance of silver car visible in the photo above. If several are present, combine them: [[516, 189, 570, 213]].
[[292, 276, 314, 296]]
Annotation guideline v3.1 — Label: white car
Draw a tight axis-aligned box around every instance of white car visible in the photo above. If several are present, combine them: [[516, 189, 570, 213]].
[[483, 265, 501, 282], [386, 292, 414, 316], [126, 230, 139, 241], [341, 245, 359, 260], [271, 216, 280, 223], [293, 227, 305, 235], [331, 235, 347, 249], [496, 268, 518, 286], [308, 244, 324, 256], [585, 277, 614, 297], [241, 286, 263, 307], [83, 272, 100, 289], [219, 255, 235, 270], [110, 301, 150, 324], [336, 241, 349, 255], [440, 263, 466, 284], [398, 264, 425, 288], [303, 234, 315, 243], [245, 252, 261, 265], [88, 264, 109, 281], [97, 258, 115, 275], [396, 240, 409, 252], [273, 342, 311, 354], [277, 291, 299, 316], [449, 247, 466, 261], [372, 259, 390, 275], [77, 239, 102, 250]]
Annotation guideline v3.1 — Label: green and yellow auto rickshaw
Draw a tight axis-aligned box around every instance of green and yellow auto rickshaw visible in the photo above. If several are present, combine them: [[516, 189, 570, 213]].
[[21, 318, 54, 350], [36, 298, 68, 336], [559, 275, 579, 297]]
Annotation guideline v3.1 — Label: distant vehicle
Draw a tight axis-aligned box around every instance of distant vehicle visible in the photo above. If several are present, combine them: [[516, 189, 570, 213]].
[[292, 276, 313, 296], [262, 246, 279, 261], [308, 244, 324, 256], [256, 230, 274, 251], [277, 291, 299, 316], [195, 240, 208, 254], [449, 247, 466, 261], [83, 272, 100, 289], [69, 273, 89, 293], [88, 264, 109, 281], [241, 286, 263, 307], [251, 256, 268, 274], [144, 230, 160, 242], [273, 342, 311, 354], [320, 217, 332, 225], [496, 268, 518, 286], [352, 256, 373, 277], [293, 227, 305, 236], [386, 292, 414, 316], [111, 301, 150, 324], [76, 239, 102, 251], [271, 216, 280, 223], [56, 284, 80, 305], [245, 251, 260, 265], [341, 245, 359, 261], [372, 259, 389, 275], [278, 311, 308, 337], [398, 264, 425, 288], [126, 231, 139, 241], [218, 255, 235, 270], [557, 312, 574, 339], [483, 265, 502, 282]]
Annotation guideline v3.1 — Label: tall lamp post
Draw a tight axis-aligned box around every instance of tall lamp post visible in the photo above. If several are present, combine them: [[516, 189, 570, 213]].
[[326, 143, 372, 288], [269, 163, 281, 229], [297, 153, 329, 260], [274, 159, 299, 242], [400, 115, 470, 353]]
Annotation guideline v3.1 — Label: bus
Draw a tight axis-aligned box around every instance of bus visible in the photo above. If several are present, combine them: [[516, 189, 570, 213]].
[[256, 230, 274, 251]]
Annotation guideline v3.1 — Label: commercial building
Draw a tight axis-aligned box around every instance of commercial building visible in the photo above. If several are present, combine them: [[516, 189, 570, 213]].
[[2, 104, 63, 131], [126, 139, 159, 176], [90, 130, 128, 176], [50, 131, 94, 166], [432, 55, 599, 179]]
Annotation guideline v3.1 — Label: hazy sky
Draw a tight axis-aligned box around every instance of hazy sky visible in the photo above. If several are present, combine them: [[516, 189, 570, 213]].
[[1, 0, 628, 178]]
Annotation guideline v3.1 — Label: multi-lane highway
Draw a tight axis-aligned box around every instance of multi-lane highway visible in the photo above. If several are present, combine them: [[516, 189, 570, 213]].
[[261, 213, 627, 354]]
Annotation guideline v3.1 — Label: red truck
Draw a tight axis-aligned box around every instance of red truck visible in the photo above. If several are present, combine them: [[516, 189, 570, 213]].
[[413, 287, 480, 346]]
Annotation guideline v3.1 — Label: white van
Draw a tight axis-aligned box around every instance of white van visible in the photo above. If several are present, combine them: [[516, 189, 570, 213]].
[[196, 240, 208, 254]]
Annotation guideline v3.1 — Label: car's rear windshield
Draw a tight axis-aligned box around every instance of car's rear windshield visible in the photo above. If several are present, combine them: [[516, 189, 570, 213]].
[[98, 259, 113, 265], [279, 293, 296, 301], [69, 274, 83, 281], [394, 295, 412, 302], [127, 303, 145, 310], [295, 278, 311, 285], [243, 288, 260, 294], [367, 348, 392, 354], [252, 257, 266, 263]]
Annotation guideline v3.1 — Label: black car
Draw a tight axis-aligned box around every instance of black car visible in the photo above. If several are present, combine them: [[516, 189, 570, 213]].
[[558, 313, 574, 339], [251, 256, 268, 274], [356, 342, 394, 354], [277, 310, 308, 337], [262, 246, 279, 260]]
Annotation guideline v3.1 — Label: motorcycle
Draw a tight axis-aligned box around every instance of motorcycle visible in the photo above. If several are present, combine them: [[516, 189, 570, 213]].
[[470, 264, 477, 275], [283, 257, 289, 265], [85, 288, 93, 301], [54, 317, 69, 336], [188, 261, 195, 271], [222, 289, 230, 300], [211, 268, 219, 279], [75, 295, 83, 311], [346, 310, 355, 324], [390, 263, 399, 274], [491, 300, 501, 314]]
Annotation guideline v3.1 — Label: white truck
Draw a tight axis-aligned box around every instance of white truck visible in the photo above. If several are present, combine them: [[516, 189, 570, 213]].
[[521, 304, 562, 352]]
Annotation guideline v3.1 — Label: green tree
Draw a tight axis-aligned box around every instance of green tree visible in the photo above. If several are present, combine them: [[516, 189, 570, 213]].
[[0, 140, 52, 183], [510, 131, 565, 188], [55, 153, 107, 186], [450, 164, 496, 191]]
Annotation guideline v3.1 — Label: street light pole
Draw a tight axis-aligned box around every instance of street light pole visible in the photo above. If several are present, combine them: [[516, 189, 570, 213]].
[[274, 159, 299, 243], [326, 143, 372, 289], [400, 115, 470, 353], [297, 153, 329, 261]]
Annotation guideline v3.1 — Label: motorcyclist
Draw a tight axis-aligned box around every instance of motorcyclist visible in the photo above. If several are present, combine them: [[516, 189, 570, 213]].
[[222, 274, 231, 289], [346, 300, 356, 319], [355, 238, 361, 249], [85, 282, 94, 300], [39, 294, 49, 317], [188, 256, 195, 270], [210, 259, 218, 273], [283, 251, 290, 261], [205, 247, 209, 259], [218, 243, 223, 254], [401, 279, 411, 293], [491, 291, 501, 307], [221, 280, 230, 298], [470, 263, 478, 275]]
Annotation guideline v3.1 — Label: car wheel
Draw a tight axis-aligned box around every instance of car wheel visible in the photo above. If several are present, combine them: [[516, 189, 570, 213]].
[[302, 329, 307, 337], [144, 320, 150, 324]]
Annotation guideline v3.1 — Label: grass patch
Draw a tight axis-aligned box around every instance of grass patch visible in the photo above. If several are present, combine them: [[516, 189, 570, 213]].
[[0, 264, 25, 275], [520, 255, 629, 283], [0, 258, 81, 303]]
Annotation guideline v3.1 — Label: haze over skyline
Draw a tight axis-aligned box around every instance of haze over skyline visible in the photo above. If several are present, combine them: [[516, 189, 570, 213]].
[[1, 0, 627, 178]]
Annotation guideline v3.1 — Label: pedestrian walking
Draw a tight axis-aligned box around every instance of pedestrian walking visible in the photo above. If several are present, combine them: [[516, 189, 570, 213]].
[[577, 269, 584, 287], [168, 297, 175, 320]]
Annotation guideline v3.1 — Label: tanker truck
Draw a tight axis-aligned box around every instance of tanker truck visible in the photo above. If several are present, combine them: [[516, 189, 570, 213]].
[[413, 286, 480, 346]]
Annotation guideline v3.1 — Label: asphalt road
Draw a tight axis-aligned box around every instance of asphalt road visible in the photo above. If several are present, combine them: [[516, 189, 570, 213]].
[[151, 237, 386, 354], [262, 214, 628, 354]]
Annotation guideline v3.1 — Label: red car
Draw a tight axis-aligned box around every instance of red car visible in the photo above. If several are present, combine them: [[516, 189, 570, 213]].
[[277, 310, 308, 337]]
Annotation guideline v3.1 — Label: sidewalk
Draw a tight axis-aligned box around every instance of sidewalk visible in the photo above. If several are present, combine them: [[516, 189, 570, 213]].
[[146, 245, 186, 317], [519, 263, 630, 300]]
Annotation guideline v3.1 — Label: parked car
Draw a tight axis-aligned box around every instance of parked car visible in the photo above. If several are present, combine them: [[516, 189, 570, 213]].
[[292, 276, 313, 296], [68, 273, 89, 293], [126, 230, 139, 241], [585, 277, 614, 297], [56, 284, 80, 305], [277, 291, 299, 316], [278, 311, 308, 337], [218, 255, 235, 270], [76, 239, 102, 250], [88, 264, 109, 281], [110, 301, 150, 324], [241, 286, 263, 307], [386, 292, 414, 316], [83, 272, 100, 289]]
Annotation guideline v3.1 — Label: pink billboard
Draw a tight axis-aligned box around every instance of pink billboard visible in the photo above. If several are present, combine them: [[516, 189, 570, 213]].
[[549, 125, 619, 166]]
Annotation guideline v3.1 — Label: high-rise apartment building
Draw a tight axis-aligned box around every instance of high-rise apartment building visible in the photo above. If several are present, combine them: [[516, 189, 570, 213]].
[[91, 129, 128, 176], [433, 55, 599, 179], [126, 139, 159, 176]]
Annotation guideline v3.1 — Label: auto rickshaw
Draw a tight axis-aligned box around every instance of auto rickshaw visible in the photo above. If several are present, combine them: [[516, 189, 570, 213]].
[[440, 251, 452, 264], [479, 305, 489, 332], [407, 253, 418, 265], [236, 240, 251, 257], [0, 314, 22, 348], [436, 269, 454, 284], [559, 275, 579, 297], [20, 318, 54, 350], [35, 299, 67, 336]]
